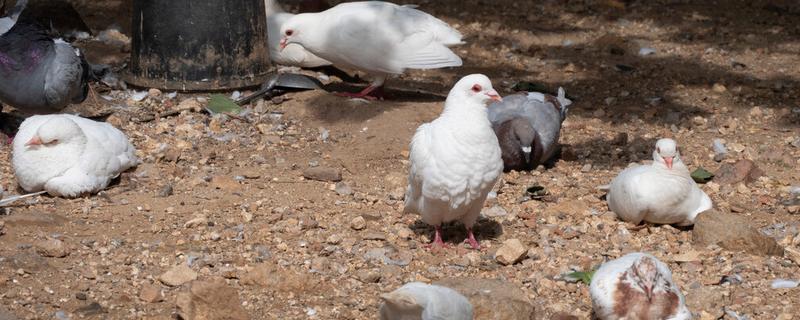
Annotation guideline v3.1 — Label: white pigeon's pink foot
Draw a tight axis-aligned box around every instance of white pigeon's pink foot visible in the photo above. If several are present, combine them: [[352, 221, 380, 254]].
[[425, 225, 449, 253], [334, 85, 384, 100], [465, 228, 481, 250]]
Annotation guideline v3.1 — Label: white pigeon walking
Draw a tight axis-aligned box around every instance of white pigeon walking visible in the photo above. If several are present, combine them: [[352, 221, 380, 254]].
[[487, 87, 571, 171], [12, 114, 138, 198], [264, 0, 331, 68], [379, 282, 473, 320], [279, 1, 463, 100], [606, 138, 712, 226], [403, 74, 503, 251], [590, 252, 691, 320]]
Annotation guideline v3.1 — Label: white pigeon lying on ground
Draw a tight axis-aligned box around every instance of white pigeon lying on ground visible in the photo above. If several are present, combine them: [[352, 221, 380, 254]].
[[590, 252, 692, 320], [403, 74, 503, 251], [264, 0, 331, 68], [12, 114, 138, 198], [379, 282, 473, 320], [606, 138, 712, 226], [279, 1, 464, 100], [488, 87, 571, 171]]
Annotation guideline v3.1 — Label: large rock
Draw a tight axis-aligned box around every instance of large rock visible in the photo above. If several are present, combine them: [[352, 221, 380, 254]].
[[435, 278, 538, 320], [159, 264, 198, 287], [693, 210, 783, 256], [176, 278, 249, 320], [714, 159, 763, 185]]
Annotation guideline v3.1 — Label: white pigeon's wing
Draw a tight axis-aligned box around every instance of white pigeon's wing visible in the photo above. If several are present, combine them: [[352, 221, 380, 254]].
[[73, 115, 137, 180], [404, 123, 432, 214]]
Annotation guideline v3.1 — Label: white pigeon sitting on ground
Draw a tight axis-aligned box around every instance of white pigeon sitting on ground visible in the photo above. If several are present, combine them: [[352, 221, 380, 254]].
[[279, 1, 464, 100], [12, 114, 138, 198], [606, 138, 712, 226], [379, 282, 473, 320], [403, 74, 503, 251], [590, 252, 692, 320], [488, 87, 571, 171], [264, 0, 331, 68]]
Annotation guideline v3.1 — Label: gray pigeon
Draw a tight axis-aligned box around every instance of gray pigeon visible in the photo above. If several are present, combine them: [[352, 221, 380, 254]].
[[0, 0, 25, 35], [487, 87, 571, 171], [0, 7, 89, 115]]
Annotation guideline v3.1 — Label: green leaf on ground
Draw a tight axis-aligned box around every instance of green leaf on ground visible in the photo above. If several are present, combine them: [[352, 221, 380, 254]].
[[691, 167, 714, 183], [207, 94, 241, 114]]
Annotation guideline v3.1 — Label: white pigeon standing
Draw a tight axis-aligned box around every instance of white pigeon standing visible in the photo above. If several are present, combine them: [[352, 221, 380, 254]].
[[264, 0, 331, 68], [12, 114, 138, 198], [403, 74, 503, 251], [279, 1, 463, 100], [487, 87, 571, 171], [379, 282, 473, 320], [590, 252, 692, 320], [606, 138, 712, 226]]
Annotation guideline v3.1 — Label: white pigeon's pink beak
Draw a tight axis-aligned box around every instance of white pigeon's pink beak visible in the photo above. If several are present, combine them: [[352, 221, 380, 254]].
[[25, 136, 43, 146], [279, 38, 288, 50], [486, 90, 502, 102], [663, 156, 673, 169]]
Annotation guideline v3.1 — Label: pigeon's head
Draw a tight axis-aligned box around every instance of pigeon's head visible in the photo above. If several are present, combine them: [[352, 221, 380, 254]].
[[279, 15, 308, 50], [653, 138, 680, 169], [449, 74, 502, 106], [25, 116, 83, 147], [614, 256, 687, 319]]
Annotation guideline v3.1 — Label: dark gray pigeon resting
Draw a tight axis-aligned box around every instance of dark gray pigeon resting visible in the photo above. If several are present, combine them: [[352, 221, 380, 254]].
[[487, 87, 572, 171], [0, 2, 89, 116]]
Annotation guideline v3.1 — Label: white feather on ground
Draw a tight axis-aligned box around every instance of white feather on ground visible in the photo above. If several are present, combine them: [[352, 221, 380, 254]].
[[12, 114, 138, 198]]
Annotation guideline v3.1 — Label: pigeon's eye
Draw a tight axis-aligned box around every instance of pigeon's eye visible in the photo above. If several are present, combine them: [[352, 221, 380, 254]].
[[471, 84, 482, 92], [285, 29, 294, 36]]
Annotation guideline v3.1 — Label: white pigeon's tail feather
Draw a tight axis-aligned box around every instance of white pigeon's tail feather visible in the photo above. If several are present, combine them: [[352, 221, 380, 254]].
[[402, 43, 463, 69]]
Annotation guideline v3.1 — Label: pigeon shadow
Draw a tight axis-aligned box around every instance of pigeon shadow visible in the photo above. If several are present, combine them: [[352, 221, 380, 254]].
[[408, 216, 503, 246]]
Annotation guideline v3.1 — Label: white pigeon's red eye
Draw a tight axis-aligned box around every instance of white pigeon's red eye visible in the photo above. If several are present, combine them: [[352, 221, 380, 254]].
[[285, 29, 294, 36], [471, 84, 482, 92]]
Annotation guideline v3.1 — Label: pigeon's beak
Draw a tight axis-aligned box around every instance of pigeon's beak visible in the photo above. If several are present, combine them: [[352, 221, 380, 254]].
[[279, 38, 288, 50], [25, 136, 43, 146], [663, 156, 673, 169], [486, 90, 502, 102]]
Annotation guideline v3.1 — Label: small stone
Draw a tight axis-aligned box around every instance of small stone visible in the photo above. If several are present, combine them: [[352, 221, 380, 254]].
[[712, 139, 727, 162], [712, 83, 727, 93], [350, 216, 367, 230], [362, 232, 386, 241], [158, 264, 198, 286], [749, 106, 763, 118], [334, 181, 354, 196], [693, 210, 783, 256], [74, 302, 106, 317], [75, 292, 87, 300], [482, 205, 507, 217], [158, 184, 174, 197], [495, 239, 527, 265], [303, 167, 342, 182], [326, 234, 342, 245], [580, 163, 592, 172], [715, 159, 764, 185], [396, 226, 413, 239], [35, 238, 69, 258], [139, 283, 163, 303], [357, 269, 381, 283], [176, 278, 248, 320], [785, 247, 800, 266], [148, 88, 162, 98], [184, 216, 208, 228]]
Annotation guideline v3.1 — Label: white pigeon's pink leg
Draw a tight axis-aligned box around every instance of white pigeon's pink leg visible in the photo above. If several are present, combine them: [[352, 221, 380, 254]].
[[424, 225, 448, 252], [334, 85, 384, 100], [334, 75, 386, 100], [465, 228, 480, 250]]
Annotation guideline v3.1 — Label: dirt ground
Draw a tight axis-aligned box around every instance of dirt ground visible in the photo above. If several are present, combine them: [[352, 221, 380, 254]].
[[1, 0, 800, 319]]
